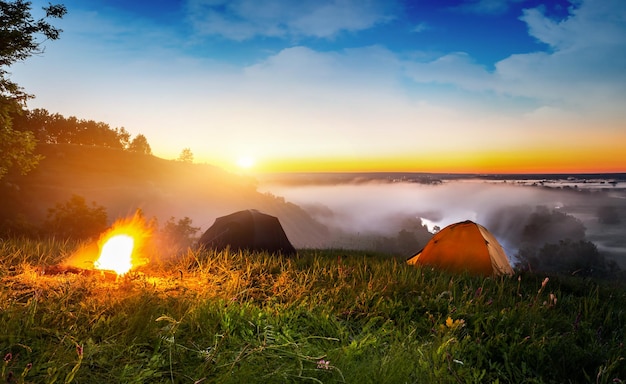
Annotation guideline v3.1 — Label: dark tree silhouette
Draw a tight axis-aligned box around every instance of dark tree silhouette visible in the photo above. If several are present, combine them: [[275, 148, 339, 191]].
[[516, 239, 617, 276], [0, 0, 66, 180], [128, 134, 152, 155], [159, 216, 200, 251], [43, 194, 108, 239], [521, 206, 586, 245], [597, 205, 620, 225], [12, 108, 133, 148]]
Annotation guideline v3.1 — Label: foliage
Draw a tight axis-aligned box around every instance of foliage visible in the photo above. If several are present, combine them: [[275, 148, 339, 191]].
[[597, 205, 621, 225], [0, 0, 66, 180], [157, 216, 201, 253], [0, 1, 67, 68], [521, 205, 586, 244], [516, 239, 619, 276], [0, 121, 40, 180], [11, 108, 132, 148], [177, 147, 194, 163], [360, 218, 433, 256], [42, 194, 108, 239], [1, 242, 625, 383], [512, 206, 623, 276], [128, 134, 152, 155]]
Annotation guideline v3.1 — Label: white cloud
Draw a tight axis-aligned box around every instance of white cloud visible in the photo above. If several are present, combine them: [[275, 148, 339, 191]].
[[11, 0, 626, 169], [404, 52, 494, 92], [411, 22, 428, 33], [495, 0, 626, 111], [405, 0, 626, 116], [185, 0, 398, 40], [521, 0, 626, 50]]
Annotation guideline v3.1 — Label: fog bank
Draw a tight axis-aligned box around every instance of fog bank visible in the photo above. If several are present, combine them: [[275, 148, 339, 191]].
[[260, 179, 626, 264]]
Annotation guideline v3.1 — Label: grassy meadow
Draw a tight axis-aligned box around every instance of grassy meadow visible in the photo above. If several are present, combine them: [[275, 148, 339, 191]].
[[1, 238, 625, 383]]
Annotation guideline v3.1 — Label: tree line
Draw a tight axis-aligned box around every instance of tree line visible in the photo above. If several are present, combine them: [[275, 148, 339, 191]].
[[10, 108, 153, 154], [1, 0, 203, 183], [1, 0, 66, 180]]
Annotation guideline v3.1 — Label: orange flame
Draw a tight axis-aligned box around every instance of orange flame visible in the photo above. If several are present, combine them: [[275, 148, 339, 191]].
[[94, 213, 152, 275], [95, 235, 134, 274]]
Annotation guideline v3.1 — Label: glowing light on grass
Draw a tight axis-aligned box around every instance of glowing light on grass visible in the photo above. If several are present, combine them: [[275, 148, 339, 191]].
[[95, 235, 134, 275]]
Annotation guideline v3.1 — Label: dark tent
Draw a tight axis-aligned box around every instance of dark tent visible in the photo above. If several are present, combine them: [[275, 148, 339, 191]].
[[197, 209, 297, 256]]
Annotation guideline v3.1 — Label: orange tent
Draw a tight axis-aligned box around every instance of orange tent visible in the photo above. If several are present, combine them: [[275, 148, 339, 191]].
[[407, 220, 514, 276]]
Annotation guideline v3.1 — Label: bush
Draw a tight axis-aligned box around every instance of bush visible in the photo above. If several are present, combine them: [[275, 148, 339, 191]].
[[597, 205, 620, 225], [43, 194, 108, 239], [158, 216, 200, 252], [516, 239, 617, 276], [521, 206, 586, 244]]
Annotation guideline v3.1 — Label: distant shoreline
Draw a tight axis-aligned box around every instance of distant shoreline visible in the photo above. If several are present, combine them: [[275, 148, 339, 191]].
[[256, 171, 626, 187]]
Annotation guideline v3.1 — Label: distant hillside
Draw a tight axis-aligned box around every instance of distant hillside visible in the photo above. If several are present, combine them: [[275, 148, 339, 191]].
[[1, 144, 329, 247]]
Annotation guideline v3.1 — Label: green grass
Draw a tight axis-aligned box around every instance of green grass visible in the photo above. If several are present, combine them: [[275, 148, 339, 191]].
[[1, 239, 625, 383]]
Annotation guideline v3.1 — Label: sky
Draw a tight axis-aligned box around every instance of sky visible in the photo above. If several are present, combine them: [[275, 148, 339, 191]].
[[10, 0, 626, 174]]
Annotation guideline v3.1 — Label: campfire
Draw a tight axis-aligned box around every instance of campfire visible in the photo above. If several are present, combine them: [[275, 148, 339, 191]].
[[46, 213, 152, 277], [95, 234, 135, 275]]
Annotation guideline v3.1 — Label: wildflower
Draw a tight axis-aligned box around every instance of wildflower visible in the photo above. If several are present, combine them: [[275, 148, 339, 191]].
[[538, 277, 549, 293], [76, 344, 83, 358], [317, 359, 331, 370], [3, 353, 11, 362], [445, 317, 465, 330], [474, 287, 483, 297]]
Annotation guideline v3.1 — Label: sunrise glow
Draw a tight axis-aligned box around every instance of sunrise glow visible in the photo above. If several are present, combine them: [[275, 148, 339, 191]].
[[236, 156, 256, 170], [11, 0, 626, 174], [242, 140, 626, 174]]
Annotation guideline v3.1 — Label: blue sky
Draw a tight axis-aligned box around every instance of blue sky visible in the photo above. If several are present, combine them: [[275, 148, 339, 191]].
[[11, 0, 626, 173]]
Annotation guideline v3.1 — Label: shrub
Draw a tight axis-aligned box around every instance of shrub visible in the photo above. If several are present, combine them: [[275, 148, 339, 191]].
[[516, 239, 616, 276], [42, 194, 108, 239], [158, 216, 200, 252], [597, 205, 620, 225]]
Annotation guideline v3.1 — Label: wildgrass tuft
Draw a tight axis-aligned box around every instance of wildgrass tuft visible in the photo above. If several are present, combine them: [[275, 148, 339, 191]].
[[0, 240, 624, 383]]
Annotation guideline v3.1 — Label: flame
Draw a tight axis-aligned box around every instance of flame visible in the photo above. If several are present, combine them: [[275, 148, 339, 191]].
[[95, 235, 134, 275], [93, 213, 152, 275]]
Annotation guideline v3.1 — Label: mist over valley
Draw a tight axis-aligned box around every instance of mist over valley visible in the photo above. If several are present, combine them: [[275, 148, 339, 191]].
[[258, 172, 626, 268], [2, 144, 624, 272]]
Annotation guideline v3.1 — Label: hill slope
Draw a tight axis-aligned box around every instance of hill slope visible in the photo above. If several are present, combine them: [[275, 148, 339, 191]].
[[1, 144, 329, 247]]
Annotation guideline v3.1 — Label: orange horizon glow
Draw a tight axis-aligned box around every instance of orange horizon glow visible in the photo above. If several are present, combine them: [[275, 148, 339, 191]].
[[233, 148, 625, 175], [181, 134, 626, 175]]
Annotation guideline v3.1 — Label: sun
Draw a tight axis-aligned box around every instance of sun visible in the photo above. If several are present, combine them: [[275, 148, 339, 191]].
[[236, 156, 256, 169]]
